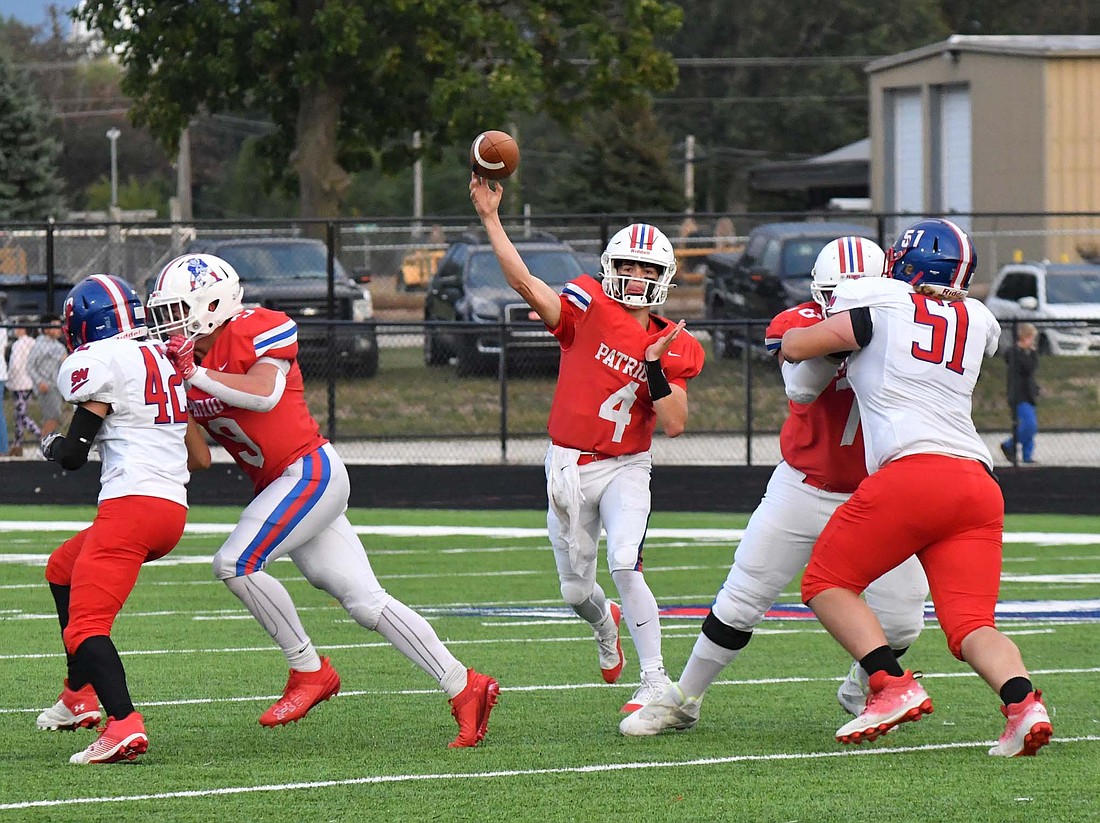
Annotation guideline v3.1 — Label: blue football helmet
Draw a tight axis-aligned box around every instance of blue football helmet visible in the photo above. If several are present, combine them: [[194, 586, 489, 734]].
[[63, 274, 148, 351], [886, 218, 976, 300]]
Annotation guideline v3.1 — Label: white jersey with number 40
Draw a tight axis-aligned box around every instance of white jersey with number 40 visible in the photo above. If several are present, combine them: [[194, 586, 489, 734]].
[[830, 277, 1000, 474], [58, 336, 190, 506]]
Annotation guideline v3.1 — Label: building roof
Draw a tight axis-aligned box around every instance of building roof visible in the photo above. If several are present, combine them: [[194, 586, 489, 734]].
[[867, 35, 1100, 73], [748, 139, 869, 193]]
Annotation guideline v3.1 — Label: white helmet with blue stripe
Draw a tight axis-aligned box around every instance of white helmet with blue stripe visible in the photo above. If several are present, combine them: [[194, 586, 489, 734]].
[[810, 236, 886, 313], [600, 223, 677, 308], [146, 253, 244, 340]]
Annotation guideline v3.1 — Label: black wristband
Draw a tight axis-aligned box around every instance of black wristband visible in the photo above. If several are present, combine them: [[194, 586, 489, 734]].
[[645, 359, 672, 401]]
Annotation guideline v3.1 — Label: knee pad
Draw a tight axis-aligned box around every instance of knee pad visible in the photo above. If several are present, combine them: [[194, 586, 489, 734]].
[[702, 610, 753, 651], [560, 578, 594, 607], [44, 552, 72, 587], [212, 550, 241, 581], [344, 592, 391, 631]]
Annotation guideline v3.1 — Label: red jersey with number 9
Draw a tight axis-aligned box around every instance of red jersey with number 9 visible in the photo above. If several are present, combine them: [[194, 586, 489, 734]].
[[547, 275, 704, 455], [185, 307, 327, 492], [766, 302, 867, 493]]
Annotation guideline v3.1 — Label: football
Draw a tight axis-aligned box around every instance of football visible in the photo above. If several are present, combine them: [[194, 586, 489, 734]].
[[469, 130, 520, 180]]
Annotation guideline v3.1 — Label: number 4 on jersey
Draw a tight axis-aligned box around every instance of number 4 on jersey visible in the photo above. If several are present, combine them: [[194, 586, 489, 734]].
[[141, 347, 186, 424], [598, 382, 640, 443]]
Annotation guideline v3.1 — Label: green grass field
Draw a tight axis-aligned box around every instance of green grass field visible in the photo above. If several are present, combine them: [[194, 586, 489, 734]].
[[2, 505, 1098, 822]]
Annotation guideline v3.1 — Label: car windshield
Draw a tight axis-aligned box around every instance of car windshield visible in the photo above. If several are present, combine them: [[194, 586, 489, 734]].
[[1045, 270, 1100, 304], [467, 250, 583, 289], [215, 243, 348, 282], [779, 238, 836, 277]]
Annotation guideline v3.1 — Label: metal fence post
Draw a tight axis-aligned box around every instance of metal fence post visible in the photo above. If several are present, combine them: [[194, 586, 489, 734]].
[[499, 321, 508, 462], [744, 320, 755, 466], [45, 218, 56, 313], [325, 221, 337, 440]]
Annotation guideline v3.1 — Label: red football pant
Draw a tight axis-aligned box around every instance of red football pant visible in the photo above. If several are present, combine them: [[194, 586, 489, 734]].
[[802, 454, 1004, 659], [45, 496, 187, 654]]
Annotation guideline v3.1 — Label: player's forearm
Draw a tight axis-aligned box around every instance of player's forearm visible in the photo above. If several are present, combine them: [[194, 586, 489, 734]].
[[782, 358, 838, 404], [781, 313, 857, 362], [188, 366, 285, 412], [654, 386, 688, 438], [185, 419, 211, 471], [481, 212, 561, 325]]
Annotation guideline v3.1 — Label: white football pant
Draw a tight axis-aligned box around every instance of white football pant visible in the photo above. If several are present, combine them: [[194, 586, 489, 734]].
[[712, 460, 928, 649]]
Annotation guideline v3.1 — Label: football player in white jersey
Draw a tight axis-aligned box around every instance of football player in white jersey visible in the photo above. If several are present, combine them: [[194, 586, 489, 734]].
[[621, 237, 930, 737], [35, 274, 209, 764], [782, 218, 1052, 757]]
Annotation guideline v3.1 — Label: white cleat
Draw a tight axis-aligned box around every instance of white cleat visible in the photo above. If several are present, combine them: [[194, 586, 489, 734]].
[[621, 667, 673, 714], [619, 684, 701, 736], [837, 660, 870, 716]]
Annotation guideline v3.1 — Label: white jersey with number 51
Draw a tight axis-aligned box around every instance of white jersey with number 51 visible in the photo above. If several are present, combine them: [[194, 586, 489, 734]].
[[830, 277, 1000, 474]]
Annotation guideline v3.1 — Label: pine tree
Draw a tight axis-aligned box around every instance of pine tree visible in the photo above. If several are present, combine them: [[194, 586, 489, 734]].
[[0, 53, 65, 220], [547, 99, 685, 215]]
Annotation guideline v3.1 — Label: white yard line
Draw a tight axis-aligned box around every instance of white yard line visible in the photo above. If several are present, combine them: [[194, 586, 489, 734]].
[[2, 736, 1097, 811]]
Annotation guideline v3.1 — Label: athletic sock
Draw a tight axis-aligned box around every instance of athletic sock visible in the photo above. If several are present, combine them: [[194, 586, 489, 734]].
[[860, 645, 904, 678], [72, 635, 134, 720], [223, 573, 321, 671], [375, 600, 464, 694]]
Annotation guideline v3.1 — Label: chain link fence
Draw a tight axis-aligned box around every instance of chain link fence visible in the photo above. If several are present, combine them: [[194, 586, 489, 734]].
[[2, 211, 1099, 467]]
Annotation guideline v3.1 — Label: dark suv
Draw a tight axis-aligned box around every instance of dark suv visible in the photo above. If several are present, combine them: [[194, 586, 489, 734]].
[[162, 238, 378, 377], [423, 234, 584, 375], [0, 273, 77, 321], [704, 221, 877, 357]]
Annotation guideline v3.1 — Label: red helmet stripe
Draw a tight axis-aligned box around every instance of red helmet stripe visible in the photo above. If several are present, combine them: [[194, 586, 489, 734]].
[[853, 237, 864, 272], [941, 219, 973, 288]]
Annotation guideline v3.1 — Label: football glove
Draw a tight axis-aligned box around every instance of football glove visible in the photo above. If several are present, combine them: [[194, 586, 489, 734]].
[[40, 432, 64, 462], [166, 335, 198, 380]]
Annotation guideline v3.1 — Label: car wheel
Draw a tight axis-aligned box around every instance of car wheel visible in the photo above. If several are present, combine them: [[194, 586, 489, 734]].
[[712, 326, 739, 359], [347, 341, 379, 378], [456, 338, 490, 377], [424, 329, 447, 366]]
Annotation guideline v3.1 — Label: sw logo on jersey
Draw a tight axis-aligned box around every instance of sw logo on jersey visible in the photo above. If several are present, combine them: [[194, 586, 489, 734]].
[[186, 257, 227, 290], [70, 368, 91, 393]]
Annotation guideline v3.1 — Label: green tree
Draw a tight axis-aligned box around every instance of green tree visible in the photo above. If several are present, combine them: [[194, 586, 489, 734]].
[[545, 99, 685, 214], [0, 51, 65, 219], [76, 0, 682, 221]]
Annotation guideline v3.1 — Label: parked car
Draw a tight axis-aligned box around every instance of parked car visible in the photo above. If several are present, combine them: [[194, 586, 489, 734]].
[[985, 261, 1100, 355], [151, 238, 378, 377], [0, 273, 77, 321], [703, 221, 878, 357], [423, 234, 585, 375]]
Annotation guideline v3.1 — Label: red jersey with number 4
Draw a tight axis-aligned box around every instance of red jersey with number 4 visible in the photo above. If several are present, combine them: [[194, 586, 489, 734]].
[[186, 307, 327, 492], [765, 302, 867, 493], [547, 275, 704, 455]]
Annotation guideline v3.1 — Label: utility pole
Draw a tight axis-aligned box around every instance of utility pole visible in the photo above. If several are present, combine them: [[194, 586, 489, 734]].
[[684, 134, 695, 215], [106, 127, 121, 208], [176, 126, 193, 221], [412, 130, 423, 237]]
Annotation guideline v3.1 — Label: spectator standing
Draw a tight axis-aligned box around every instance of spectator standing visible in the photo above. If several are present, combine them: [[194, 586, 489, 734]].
[[1000, 322, 1040, 464], [28, 314, 67, 440], [6, 322, 40, 455]]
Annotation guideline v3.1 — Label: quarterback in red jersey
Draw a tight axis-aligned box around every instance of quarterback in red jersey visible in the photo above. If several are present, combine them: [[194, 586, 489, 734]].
[[622, 237, 928, 737], [146, 253, 498, 747], [472, 174, 704, 716]]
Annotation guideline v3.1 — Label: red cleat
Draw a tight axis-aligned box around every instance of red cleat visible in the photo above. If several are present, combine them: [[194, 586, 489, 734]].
[[37, 680, 101, 731], [448, 668, 500, 748], [70, 712, 148, 764], [597, 602, 625, 684], [259, 656, 341, 727], [835, 670, 933, 744], [989, 690, 1053, 756]]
